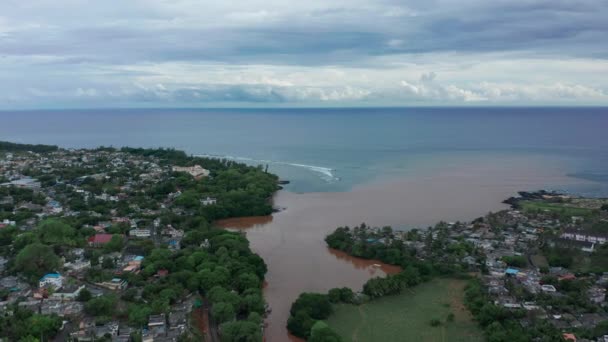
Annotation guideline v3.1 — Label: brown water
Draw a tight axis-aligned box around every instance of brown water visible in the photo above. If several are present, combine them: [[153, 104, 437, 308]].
[[217, 155, 594, 342]]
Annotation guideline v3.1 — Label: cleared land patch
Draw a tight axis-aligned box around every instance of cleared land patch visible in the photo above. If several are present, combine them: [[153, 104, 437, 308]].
[[326, 279, 483, 342]]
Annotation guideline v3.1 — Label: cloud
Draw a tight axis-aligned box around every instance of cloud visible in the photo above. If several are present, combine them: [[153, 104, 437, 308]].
[[0, 0, 607, 107], [398, 72, 607, 103]]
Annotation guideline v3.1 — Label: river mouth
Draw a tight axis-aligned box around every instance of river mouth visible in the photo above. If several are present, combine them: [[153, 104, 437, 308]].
[[217, 154, 594, 342]]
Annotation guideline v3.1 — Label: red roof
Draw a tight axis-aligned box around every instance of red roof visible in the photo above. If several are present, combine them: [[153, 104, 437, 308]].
[[88, 234, 113, 244], [559, 274, 576, 281]]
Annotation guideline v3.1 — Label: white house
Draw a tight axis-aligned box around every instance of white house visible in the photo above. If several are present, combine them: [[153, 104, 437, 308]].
[[39, 273, 64, 289], [561, 230, 608, 245], [172, 165, 210, 178], [64, 260, 91, 272], [130, 228, 152, 238], [541, 284, 557, 293], [50, 284, 85, 301], [201, 197, 217, 206]]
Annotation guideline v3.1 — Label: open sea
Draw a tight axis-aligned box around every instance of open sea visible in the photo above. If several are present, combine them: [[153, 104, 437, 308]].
[[1, 107, 607, 196]]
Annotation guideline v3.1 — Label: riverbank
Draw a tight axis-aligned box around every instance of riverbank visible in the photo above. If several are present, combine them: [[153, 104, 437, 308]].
[[215, 155, 594, 341]]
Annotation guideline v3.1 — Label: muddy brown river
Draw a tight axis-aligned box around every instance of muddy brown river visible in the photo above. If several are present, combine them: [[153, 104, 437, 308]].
[[218, 156, 592, 341]]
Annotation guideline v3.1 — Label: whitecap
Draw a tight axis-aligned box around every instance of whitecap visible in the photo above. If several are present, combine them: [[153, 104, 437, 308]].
[[196, 154, 337, 182]]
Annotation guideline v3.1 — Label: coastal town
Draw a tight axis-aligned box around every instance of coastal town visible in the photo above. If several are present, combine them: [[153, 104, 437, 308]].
[[2, 141, 608, 342], [0, 142, 279, 342], [316, 191, 608, 341]]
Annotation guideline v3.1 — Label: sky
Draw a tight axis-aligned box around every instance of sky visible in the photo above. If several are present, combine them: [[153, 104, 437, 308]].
[[1, 0, 608, 108]]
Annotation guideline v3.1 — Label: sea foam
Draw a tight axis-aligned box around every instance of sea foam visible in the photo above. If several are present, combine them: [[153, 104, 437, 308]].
[[196, 154, 337, 182]]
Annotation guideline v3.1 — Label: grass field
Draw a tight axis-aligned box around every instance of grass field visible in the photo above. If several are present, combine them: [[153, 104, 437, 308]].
[[520, 200, 594, 216], [326, 279, 484, 342]]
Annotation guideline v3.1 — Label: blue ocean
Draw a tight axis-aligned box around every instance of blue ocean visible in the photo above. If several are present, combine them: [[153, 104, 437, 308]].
[[1, 107, 607, 196]]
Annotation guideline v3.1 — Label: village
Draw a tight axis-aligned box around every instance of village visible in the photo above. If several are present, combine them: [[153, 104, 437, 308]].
[[324, 192, 608, 342], [0, 144, 278, 342]]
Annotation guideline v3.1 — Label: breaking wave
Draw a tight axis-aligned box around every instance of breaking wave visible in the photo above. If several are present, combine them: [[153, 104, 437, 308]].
[[196, 154, 337, 182]]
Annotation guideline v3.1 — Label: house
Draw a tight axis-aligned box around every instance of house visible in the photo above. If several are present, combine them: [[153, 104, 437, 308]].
[[560, 229, 608, 245], [541, 284, 557, 293], [563, 333, 577, 342], [39, 273, 63, 289], [122, 256, 144, 273], [88, 233, 114, 247], [49, 284, 85, 301], [162, 226, 184, 238], [64, 260, 91, 272], [172, 165, 210, 178], [129, 228, 151, 238], [0, 256, 8, 273], [558, 274, 576, 281], [148, 314, 166, 328], [147, 313, 167, 339], [46, 200, 63, 214], [0, 178, 41, 189], [40, 301, 84, 316], [588, 286, 606, 304], [505, 268, 520, 276], [1, 219, 16, 227], [169, 310, 187, 331], [97, 278, 128, 291], [201, 197, 217, 206]]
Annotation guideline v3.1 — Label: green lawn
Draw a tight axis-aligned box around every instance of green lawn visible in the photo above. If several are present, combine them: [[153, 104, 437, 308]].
[[520, 200, 594, 216], [326, 279, 484, 342]]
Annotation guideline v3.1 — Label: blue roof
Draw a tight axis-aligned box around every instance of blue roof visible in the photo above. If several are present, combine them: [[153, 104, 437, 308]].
[[505, 268, 519, 275], [40, 273, 61, 280], [134, 256, 144, 261]]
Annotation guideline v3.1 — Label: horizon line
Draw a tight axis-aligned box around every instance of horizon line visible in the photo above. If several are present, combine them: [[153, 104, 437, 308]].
[[2, 104, 608, 112]]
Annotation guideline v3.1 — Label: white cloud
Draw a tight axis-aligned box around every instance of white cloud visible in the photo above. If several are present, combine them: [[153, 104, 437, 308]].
[[398, 72, 607, 103], [0, 0, 608, 107]]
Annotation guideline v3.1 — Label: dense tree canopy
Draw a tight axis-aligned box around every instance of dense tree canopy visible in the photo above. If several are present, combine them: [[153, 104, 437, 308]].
[[287, 293, 333, 338], [15, 243, 61, 283]]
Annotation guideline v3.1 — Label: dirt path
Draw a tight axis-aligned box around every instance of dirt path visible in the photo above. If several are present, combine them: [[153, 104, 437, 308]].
[[352, 304, 368, 342], [447, 279, 471, 321]]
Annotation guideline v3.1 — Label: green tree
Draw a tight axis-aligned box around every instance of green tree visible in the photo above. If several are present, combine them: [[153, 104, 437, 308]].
[[309, 321, 342, 342], [37, 219, 77, 246], [212, 302, 235, 324], [76, 288, 92, 302], [85, 295, 117, 317], [287, 310, 314, 338], [287, 293, 333, 338], [15, 243, 61, 283], [128, 304, 152, 327], [104, 234, 124, 253], [28, 314, 62, 340], [220, 320, 262, 342], [289, 293, 332, 320], [236, 272, 260, 292]]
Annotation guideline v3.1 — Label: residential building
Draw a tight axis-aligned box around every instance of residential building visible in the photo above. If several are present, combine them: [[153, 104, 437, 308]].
[[39, 273, 63, 289], [200, 197, 217, 206], [88, 233, 114, 247], [129, 228, 152, 238]]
